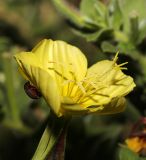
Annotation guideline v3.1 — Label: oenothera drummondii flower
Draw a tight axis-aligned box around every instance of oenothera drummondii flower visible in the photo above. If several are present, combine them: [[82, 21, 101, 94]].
[[14, 39, 135, 117]]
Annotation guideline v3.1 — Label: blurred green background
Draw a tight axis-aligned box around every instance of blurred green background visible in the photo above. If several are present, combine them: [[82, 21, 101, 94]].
[[0, 0, 146, 160]]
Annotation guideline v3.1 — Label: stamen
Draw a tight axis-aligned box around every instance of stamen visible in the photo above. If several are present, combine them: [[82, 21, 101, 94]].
[[62, 79, 74, 86], [75, 69, 114, 103], [120, 67, 127, 70], [49, 55, 128, 106], [48, 61, 73, 75], [67, 81, 75, 96], [77, 84, 106, 103], [118, 62, 128, 67], [113, 51, 119, 63], [74, 78, 96, 103], [114, 62, 128, 70], [48, 67, 68, 80], [48, 61, 72, 66], [76, 82, 86, 94], [84, 86, 106, 98], [76, 55, 125, 103]]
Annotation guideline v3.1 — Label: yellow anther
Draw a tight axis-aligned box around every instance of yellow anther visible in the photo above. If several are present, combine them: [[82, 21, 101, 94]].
[[76, 82, 86, 94], [120, 67, 127, 70], [118, 62, 128, 67], [113, 51, 119, 62], [62, 79, 74, 86]]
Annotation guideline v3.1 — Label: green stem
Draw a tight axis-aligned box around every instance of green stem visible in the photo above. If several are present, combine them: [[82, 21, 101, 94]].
[[2, 53, 21, 125], [130, 12, 139, 44], [48, 121, 68, 160], [32, 113, 69, 160]]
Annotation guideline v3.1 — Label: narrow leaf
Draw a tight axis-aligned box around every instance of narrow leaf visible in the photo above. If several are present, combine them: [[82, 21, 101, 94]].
[[51, 0, 86, 28]]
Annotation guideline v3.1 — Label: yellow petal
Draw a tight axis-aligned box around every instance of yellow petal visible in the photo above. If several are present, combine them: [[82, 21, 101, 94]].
[[14, 39, 88, 116], [61, 103, 89, 115], [80, 93, 111, 108], [34, 69, 61, 116], [15, 51, 40, 68], [87, 60, 115, 78], [30, 39, 88, 98], [31, 39, 52, 69], [126, 137, 143, 153], [82, 60, 135, 107], [14, 52, 41, 80], [15, 54, 62, 116], [88, 97, 126, 114], [32, 39, 87, 82]]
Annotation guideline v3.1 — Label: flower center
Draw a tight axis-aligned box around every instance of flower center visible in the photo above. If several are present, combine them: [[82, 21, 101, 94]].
[[48, 54, 128, 105], [62, 97, 75, 104]]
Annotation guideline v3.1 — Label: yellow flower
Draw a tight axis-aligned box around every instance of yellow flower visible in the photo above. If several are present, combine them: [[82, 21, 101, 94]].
[[14, 39, 135, 117], [125, 117, 146, 155], [126, 137, 146, 153]]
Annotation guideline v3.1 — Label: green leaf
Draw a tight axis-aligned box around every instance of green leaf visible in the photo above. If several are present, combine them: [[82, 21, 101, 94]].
[[101, 41, 117, 52], [125, 100, 141, 122], [118, 146, 141, 160], [73, 28, 113, 42], [118, 0, 146, 33], [51, 0, 87, 28], [138, 20, 146, 44], [117, 42, 136, 53], [109, 0, 123, 30], [2, 53, 20, 124], [80, 0, 107, 27], [0, 37, 10, 52], [32, 114, 67, 160], [129, 13, 139, 45]]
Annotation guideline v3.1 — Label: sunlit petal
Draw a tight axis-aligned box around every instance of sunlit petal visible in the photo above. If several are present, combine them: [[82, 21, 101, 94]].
[[91, 97, 126, 114], [61, 104, 89, 115], [83, 60, 135, 107], [14, 39, 136, 117], [14, 52, 41, 81], [15, 54, 61, 116], [32, 39, 87, 82]]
